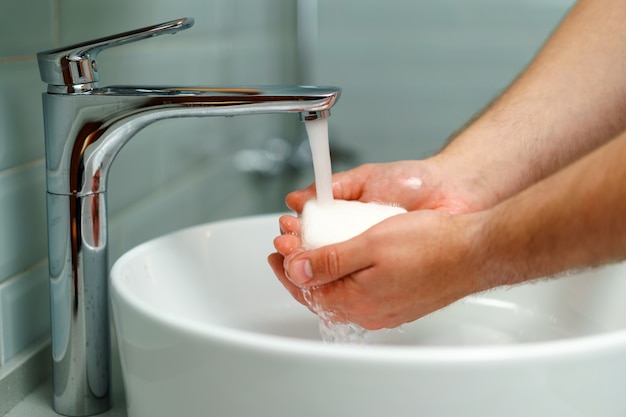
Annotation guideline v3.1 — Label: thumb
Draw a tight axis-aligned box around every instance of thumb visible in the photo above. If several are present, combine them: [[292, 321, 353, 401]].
[[283, 239, 370, 287], [285, 186, 316, 213]]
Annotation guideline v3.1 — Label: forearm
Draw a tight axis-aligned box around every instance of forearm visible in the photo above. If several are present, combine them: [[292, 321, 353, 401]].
[[434, 0, 626, 207], [471, 131, 626, 291]]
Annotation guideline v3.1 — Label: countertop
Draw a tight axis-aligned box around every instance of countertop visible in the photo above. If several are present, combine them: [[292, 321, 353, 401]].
[[5, 349, 127, 417], [5, 377, 126, 417]]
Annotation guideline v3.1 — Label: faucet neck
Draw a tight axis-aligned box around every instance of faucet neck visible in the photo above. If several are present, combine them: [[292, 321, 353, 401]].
[[42, 86, 339, 196]]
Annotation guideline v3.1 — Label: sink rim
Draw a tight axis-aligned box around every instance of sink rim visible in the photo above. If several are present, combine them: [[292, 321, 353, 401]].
[[110, 213, 626, 364]]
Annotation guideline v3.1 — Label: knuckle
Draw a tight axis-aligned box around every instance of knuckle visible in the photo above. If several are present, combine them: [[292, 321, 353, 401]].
[[323, 246, 342, 279]]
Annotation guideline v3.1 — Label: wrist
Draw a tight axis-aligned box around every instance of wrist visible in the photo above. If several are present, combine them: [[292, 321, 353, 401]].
[[454, 206, 537, 296], [427, 150, 502, 213]]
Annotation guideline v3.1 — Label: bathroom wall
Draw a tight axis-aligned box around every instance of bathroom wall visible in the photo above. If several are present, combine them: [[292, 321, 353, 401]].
[[314, 0, 576, 162], [0, 0, 300, 412], [0, 0, 577, 412]]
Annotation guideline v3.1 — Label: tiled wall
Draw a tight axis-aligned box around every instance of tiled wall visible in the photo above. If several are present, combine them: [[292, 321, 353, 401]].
[[0, 0, 301, 400], [0, 0, 577, 411]]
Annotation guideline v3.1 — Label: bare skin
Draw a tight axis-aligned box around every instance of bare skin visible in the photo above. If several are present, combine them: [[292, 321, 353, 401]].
[[268, 0, 626, 330]]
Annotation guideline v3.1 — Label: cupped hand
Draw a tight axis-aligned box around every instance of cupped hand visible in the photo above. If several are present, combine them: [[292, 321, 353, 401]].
[[268, 209, 487, 330], [284, 159, 495, 215]]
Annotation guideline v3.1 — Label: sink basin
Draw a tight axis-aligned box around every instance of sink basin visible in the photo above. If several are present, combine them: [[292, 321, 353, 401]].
[[110, 213, 626, 417]]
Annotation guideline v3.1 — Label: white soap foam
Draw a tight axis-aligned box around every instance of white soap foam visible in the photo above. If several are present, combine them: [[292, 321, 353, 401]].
[[301, 199, 407, 249]]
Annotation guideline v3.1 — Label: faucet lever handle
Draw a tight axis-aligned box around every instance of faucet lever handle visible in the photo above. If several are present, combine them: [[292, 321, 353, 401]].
[[37, 17, 194, 92]]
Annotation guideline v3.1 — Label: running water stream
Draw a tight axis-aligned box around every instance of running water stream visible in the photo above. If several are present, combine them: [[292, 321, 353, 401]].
[[303, 118, 368, 344], [304, 118, 334, 205]]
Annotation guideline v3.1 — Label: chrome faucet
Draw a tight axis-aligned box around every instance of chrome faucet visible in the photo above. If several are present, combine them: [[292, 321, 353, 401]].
[[37, 18, 340, 416]]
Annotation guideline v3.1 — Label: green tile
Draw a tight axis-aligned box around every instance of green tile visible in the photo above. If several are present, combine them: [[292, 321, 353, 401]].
[[0, 60, 46, 171], [0, 161, 47, 284], [0, 0, 56, 58], [0, 262, 49, 364], [58, 0, 231, 45]]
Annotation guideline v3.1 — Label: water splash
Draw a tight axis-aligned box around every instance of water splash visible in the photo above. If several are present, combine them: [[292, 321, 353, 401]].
[[302, 287, 368, 344]]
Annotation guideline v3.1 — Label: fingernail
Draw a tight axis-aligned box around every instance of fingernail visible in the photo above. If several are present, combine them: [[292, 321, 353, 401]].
[[288, 258, 313, 285]]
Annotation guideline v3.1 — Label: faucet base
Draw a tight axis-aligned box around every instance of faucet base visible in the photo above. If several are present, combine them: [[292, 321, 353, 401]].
[[47, 192, 111, 416]]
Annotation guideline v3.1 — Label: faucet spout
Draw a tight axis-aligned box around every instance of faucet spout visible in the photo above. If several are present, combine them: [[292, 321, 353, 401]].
[[38, 18, 340, 417], [44, 85, 339, 196]]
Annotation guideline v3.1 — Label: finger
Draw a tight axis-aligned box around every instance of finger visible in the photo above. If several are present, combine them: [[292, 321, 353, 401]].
[[267, 253, 314, 310], [268, 253, 304, 303], [283, 237, 372, 287], [273, 233, 301, 256], [285, 164, 374, 213], [278, 214, 300, 236], [327, 168, 367, 201], [271, 254, 370, 327], [285, 185, 316, 212]]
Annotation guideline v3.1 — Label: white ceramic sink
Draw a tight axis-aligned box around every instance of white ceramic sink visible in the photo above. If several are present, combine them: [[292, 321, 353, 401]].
[[110, 213, 626, 417]]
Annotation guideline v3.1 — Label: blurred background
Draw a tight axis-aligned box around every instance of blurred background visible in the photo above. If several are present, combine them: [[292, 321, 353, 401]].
[[0, 0, 574, 411]]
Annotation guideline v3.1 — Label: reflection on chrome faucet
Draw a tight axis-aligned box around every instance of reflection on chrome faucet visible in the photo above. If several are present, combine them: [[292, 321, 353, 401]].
[[37, 17, 340, 416]]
